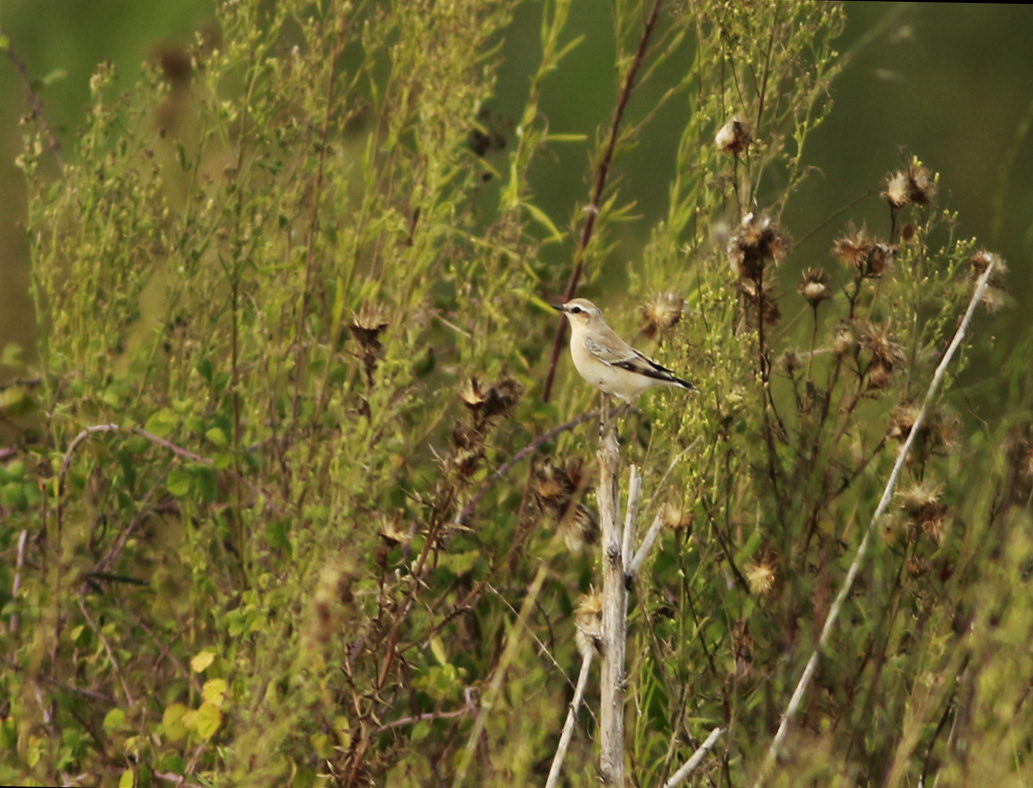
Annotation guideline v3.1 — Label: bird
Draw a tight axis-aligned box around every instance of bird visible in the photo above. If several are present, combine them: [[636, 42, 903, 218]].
[[553, 298, 697, 403]]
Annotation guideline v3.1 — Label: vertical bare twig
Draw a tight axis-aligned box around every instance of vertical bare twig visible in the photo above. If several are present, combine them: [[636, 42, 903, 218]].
[[597, 429, 627, 786], [753, 262, 996, 787], [10, 530, 28, 633], [621, 465, 642, 566]]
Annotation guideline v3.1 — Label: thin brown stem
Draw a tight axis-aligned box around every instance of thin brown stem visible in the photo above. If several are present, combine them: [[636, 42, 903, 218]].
[[542, 0, 665, 402]]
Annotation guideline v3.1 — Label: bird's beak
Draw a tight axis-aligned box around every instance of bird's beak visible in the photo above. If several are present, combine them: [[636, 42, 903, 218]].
[[552, 303, 567, 313]]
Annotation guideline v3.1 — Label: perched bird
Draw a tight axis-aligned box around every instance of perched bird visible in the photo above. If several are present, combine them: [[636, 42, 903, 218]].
[[553, 298, 697, 402]]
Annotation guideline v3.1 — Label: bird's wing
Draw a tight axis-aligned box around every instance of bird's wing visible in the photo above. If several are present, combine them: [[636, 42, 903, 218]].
[[583, 331, 696, 389]]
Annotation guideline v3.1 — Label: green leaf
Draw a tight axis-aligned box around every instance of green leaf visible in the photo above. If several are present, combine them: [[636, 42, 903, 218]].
[[195, 702, 222, 741], [103, 708, 126, 731], [205, 427, 228, 449], [163, 704, 189, 742], [144, 409, 178, 439], [202, 678, 228, 708], [118, 769, 135, 788], [166, 468, 191, 498], [0, 386, 36, 418], [191, 651, 215, 673], [522, 202, 565, 244]]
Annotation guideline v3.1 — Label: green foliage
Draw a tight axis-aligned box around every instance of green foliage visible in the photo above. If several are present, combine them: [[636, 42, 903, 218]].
[[2, 0, 1030, 786]]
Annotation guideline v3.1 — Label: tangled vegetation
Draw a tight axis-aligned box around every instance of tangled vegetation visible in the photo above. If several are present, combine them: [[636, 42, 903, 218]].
[[2, 1, 1030, 786]]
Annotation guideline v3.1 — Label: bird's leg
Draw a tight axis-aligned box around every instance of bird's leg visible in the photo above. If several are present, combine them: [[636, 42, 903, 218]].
[[599, 394, 611, 438]]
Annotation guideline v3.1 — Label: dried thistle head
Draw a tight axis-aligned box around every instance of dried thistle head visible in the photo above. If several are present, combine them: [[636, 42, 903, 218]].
[[861, 322, 905, 372], [458, 377, 487, 411], [798, 267, 831, 307], [728, 213, 788, 281], [450, 424, 485, 480], [833, 320, 856, 357], [746, 559, 777, 596], [378, 510, 412, 547], [560, 503, 600, 552], [639, 292, 685, 340], [482, 376, 523, 420], [906, 161, 936, 205], [969, 250, 1010, 310], [883, 171, 910, 209], [660, 502, 693, 532], [899, 482, 948, 545], [715, 116, 753, 156], [888, 404, 921, 442], [574, 588, 604, 655], [531, 458, 574, 512], [832, 225, 872, 269], [349, 302, 390, 352], [832, 226, 895, 278]]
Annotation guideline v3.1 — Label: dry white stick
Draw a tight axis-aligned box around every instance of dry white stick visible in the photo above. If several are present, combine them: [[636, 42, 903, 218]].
[[628, 512, 665, 579], [10, 529, 28, 633], [662, 726, 725, 788], [597, 428, 627, 786], [753, 263, 995, 787], [621, 465, 642, 566], [544, 650, 595, 788]]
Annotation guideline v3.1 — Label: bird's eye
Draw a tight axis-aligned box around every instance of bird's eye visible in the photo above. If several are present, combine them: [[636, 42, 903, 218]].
[[570, 306, 581, 314]]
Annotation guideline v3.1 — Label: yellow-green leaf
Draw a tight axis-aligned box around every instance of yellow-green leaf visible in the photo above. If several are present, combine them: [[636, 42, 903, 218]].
[[190, 651, 215, 673], [163, 703, 189, 742], [195, 702, 222, 741], [118, 769, 135, 788], [202, 678, 228, 708]]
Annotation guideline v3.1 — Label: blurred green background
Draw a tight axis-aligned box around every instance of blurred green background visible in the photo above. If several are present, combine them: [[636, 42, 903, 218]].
[[2, 1, 1031, 382]]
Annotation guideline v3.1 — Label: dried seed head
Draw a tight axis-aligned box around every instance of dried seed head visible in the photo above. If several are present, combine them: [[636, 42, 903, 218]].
[[728, 213, 789, 280], [900, 482, 948, 545], [906, 161, 936, 205], [746, 560, 776, 596], [832, 227, 895, 278], [888, 404, 921, 442], [349, 302, 390, 351], [378, 510, 412, 546], [832, 226, 872, 268], [798, 267, 831, 307], [450, 425, 485, 479], [660, 502, 693, 531], [458, 377, 487, 410], [482, 377, 523, 420], [883, 171, 911, 209], [861, 322, 905, 371], [715, 116, 753, 155], [640, 292, 685, 340], [905, 555, 930, 579], [969, 249, 1007, 281], [574, 589, 604, 655], [867, 361, 893, 390], [833, 320, 856, 356], [561, 503, 600, 552]]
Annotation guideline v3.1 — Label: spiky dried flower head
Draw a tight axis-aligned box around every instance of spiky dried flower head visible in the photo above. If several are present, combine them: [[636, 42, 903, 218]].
[[832, 226, 895, 278], [899, 481, 948, 545], [728, 213, 789, 281], [482, 376, 523, 420], [450, 424, 485, 480], [833, 320, 856, 357], [574, 588, 604, 655], [746, 560, 777, 596], [378, 510, 412, 547], [349, 302, 390, 352], [883, 171, 910, 209], [969, 249, 1010, 311], [739, 279, 782, 326], [861, 321, 905, 387], [640, 292, 685, 340], [799, 267, 831, 307], [660, 502, 693, 531], [883, 161, 937, 209], [561, 503, 600, 552], [458, 377, 487, 410], [715, 116, 753, 156]]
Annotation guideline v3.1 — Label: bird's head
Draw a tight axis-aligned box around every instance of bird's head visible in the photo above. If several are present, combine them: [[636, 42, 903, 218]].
[[553, 298, 602, 329]]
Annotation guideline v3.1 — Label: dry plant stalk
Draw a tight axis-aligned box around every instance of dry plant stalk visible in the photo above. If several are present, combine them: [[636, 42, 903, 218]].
[[597, 428, 627, 786], [753, 261, 997, 787]]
